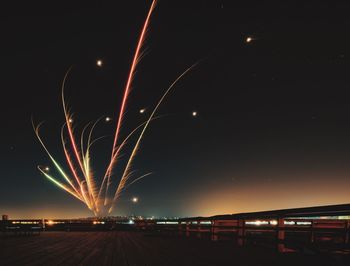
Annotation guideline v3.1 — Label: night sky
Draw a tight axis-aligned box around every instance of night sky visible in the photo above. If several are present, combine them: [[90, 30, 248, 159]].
[[2, 0, 350, 219]]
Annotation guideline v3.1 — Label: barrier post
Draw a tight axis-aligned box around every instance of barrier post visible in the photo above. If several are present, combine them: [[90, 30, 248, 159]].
[[345, 220, 350, 244], [186, 222, 190, 237], [211, 220, 218, 241], [197, 221, 201, 238], [277, 218, 286, 253], [237, 219, 245, 247]]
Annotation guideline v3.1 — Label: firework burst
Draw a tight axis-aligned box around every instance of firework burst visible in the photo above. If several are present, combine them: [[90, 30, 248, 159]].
[[33, 0, 196, 217]]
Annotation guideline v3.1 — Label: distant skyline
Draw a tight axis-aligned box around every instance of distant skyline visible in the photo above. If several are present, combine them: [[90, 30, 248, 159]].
[[2, 0, 350, 219]]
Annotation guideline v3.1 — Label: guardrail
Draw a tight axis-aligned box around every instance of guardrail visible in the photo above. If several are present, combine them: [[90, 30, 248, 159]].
[[1, 203, 350, 253], [135, 203, 350, 253], [134, 218, 350, 253], [1, 220, 43, 236]]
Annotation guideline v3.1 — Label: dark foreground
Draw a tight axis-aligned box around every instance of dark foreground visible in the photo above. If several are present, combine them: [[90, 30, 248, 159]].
[[0, 231, 349, 266]]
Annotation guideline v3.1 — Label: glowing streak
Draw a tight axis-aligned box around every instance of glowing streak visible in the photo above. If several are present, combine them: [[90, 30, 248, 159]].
[[61, 68, 87, 178], [38, 166, 82, 202], [123, 172, 152, 191], [82, 117, 105, 206], [107, 0, 158, 194], [61, 124, 82, 192], [80, 122, 92, 170], [33, 121, 81, 198], [88, 136, 108, 150], [80, 181, 92, 210], [86, 117, 106, 159], [98, 117, 161, 204], [34, 1, 197, 216], [109, 64, 197, 213]]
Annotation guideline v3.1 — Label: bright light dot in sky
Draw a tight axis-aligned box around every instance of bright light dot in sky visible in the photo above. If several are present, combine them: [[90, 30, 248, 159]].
[[132, 197, 138, 203], [105, 116, 111, 122], [96, 59, 103, 67], [246, 37, 254, 43], [192, 111, 198, 117], [44, 166, 50, 171], [68, 118, 73, 123], [139, 108, 146, 114]]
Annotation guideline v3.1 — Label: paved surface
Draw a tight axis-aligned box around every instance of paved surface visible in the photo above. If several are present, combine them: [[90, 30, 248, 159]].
[[0, 231, 348, 265]]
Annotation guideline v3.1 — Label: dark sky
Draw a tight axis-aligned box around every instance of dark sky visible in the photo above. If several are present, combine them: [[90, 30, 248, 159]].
[[1, 0, 350, 219]]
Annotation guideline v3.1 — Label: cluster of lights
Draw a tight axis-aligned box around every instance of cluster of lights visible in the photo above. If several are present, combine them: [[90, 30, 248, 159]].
[[156, 221, 211, 225], [245, 220, 269, 226], [93, 221, 105, 225], [12, 221, 39, 224], [270, 220, 278, 226], [295, 221, 312, 225], [284, 220, 312, 226], [46, 220, 64, 225], [284, 221, 295, 225], [244, 220, 312, 226], [156, 221, 178, 225]]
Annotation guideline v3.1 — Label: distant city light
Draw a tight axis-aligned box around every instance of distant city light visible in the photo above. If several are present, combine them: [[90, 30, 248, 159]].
[[284, 221, 295, 225], [12, 221, 39, 225], [93, 221, 105, 225], [245, 220, 269, 226], [296, 221, 312, 225], [270, 220, 278, 226], [156, 221, 178, 225]]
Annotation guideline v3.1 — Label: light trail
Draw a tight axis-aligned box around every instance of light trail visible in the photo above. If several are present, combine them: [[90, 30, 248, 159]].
[[109, 64, 197, 213], [33, 0, 196, 216], [37, 166, 82, 202], [106, 0, 158, 197]]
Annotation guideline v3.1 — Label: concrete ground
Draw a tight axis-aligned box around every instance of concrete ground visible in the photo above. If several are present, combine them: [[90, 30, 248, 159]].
[[0, 231, 348, 265]]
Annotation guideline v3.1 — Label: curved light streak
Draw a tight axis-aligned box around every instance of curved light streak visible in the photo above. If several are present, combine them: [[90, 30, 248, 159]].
[[34, 0, 196, 216]]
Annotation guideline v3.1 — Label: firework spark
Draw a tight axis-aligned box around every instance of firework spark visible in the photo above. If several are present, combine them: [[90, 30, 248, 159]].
[[33, 0, 196, 216]]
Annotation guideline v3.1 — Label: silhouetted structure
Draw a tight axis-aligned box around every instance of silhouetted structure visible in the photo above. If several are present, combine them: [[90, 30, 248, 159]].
[[1, 204, 350, 253]]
